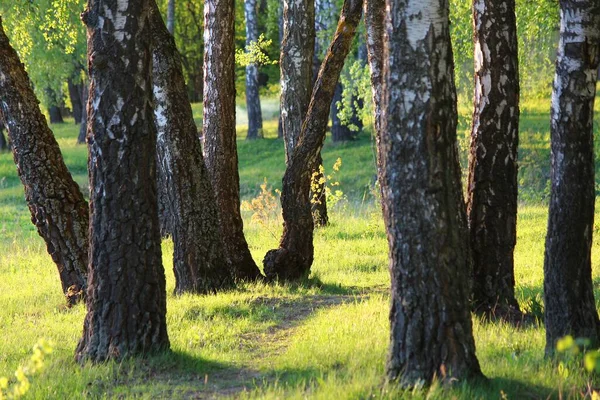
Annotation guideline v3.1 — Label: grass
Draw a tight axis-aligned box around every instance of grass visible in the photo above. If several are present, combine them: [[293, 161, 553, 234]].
[[1, 97, 600, 399]]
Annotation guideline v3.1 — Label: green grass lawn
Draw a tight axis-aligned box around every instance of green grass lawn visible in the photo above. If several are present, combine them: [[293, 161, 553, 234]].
[[1, 98, 600, 399]]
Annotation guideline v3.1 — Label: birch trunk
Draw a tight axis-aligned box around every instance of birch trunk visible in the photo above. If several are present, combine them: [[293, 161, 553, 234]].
[[76, 0, 169, 362], [543, 0, 600, 355], [263, 0, 363, 281], [280, 0, 315, 163], [203, 0, 263, 280], [245, 0, 264, 139], [382, 0, 483, 385], [150, 0, 233, 294], [466, 0, 521, 319], [0, 18, 88, 306]]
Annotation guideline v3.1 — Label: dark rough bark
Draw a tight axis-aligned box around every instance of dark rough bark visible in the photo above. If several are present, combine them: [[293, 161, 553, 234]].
[[466, 0, 521, 320], [76, 0, 170, 362], [263, 0, 363, 281], [203, 0, 262, 281], [67, 78, 84, 124], [77, 83, 88, 144], [280, 0, 315, 163], [0, 18, 88, 306], [167, 0, 175, 34], [381, 0, 483, 385], [150, 0, 233, 294], [330, 82, 355, 142], [544, 0, 600, 355], [244, 0, 264, 140], [364, 0, 384, 175]]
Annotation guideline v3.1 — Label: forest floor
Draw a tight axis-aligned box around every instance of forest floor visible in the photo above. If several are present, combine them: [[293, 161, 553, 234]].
[[1, 97, 600, 398]]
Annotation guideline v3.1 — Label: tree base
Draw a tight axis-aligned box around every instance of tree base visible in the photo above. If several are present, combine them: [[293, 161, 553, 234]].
[[263, 248, 308, 282]]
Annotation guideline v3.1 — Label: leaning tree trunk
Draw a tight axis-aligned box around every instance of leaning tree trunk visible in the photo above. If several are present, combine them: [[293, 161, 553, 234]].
[[466, 0, 521, 320], [76, 0, 170, 363], [67, 78, 84, 124], [263, 0, 363, 281], [280, 0, 315, 163], [0, 18, 88, 306], [244, 0, 264, 139], [150, 0, 233, 294], [364, 0, 384, 174], [382, 0, 484, 385], [77, 83, 88, 144], [203, 0, 263, 281], [543, 0, 600, 355]]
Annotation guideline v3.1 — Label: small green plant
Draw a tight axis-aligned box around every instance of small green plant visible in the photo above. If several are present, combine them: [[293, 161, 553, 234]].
[[235, 34, 277, 67], [310, 157, 346, 213], [0, 339, 53, 399]]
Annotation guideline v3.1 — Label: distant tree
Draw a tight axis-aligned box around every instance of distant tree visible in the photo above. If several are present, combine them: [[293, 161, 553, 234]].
[[76, 0, 169, 362], [0, 18, 88, 306], [263, 0, 363, 281], [166, 0, 175, 34], [381, 0, 483, 385], [364, 0, 384, 173], [543, 0, 600, 355], [244, 0, 264, 139], [150, 0, 233, 294], [466, 0, 521, 319], [203, 0, 263, 281], [0, 115, 8, 150], [67, 77, 84, 124]]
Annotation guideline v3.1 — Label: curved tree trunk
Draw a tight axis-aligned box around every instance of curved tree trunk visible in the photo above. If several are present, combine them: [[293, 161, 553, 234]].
[[203, 0, 263, 281], [263, 0, 363, 281], [382, 0, 483, 385], [543, 0, 600, 355], [364, 0, 384, 174], [0, 18, 88, 306], [466, 0, 521, 320], [244, 0, 263, 140], [76, 0, 170, 362], [150, 0, 233, 294], [280, 0, 315, 163], [77, 83, 88, 144]]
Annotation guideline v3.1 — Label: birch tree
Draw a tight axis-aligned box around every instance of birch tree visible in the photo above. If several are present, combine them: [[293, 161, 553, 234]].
[[244, 0, 264, 139], [543, 0, 600, 355], [76, 0, 169, 362], [203, 0, 263, 280], [0, 17, 88, 306], [381, 0, 483, 385], [264, 0, 363, 281], [466, 0, 521, 319]]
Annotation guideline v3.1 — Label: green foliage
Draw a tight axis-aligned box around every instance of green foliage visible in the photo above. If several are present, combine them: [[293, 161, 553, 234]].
[[337, 60, 373, 132], [235, 34, 278, 67], [0, 0, 87, 108]]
